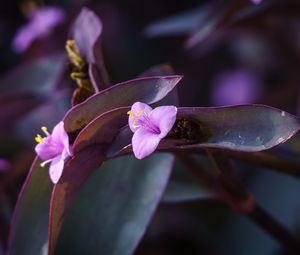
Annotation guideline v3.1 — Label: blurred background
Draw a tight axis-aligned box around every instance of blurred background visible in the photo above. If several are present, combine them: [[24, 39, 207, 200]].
[[1, 0, 300, 254]]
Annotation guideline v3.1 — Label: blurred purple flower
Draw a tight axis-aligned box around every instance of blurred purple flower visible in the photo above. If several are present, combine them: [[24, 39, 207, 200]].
[[250, 0, 262, 4], [12, 6, 66, 53], [0, 159, 10, 173], [128, 102, 177, 159], [211, 69, 262, 106], [35, 121, 72, 184]]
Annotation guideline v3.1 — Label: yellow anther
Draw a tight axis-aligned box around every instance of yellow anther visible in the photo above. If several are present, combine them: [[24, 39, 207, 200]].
[[137, 109, 145, 117], [127, 111, 136, 119], [41, 126, 50, 136], [66, 40, 83, 68], [35, 134, 43, 143], [132, 120, 139, 129], [35, 126, 50, 143]]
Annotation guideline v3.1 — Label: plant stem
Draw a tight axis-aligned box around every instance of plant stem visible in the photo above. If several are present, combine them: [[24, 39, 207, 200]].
[[169, 147, 300, 178], [249, 204, 300, 254], [178, 150, 300, 254]]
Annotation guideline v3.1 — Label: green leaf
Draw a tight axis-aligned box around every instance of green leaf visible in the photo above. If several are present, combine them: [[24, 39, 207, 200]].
[[8, 158, 52, 255], [54, 153, 174, 255]]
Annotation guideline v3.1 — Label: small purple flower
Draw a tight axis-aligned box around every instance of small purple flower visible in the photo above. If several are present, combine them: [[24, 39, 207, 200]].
[[0, 159, 10, 173], [128, 102, 177, 159], [211, 69, 262, 106], [12, 6, 66, 53], [250, 0, 262, 4], [35, 121, 72, 184]]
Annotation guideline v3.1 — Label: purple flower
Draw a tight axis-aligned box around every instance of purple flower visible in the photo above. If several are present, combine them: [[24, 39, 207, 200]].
[[35, 121, 72, 184], [128, 102, 177, 159], [250, 0, 262, 4], [12, 6, 65, 53], [0, 159, 10, 173], [211, 69, 262, 106]]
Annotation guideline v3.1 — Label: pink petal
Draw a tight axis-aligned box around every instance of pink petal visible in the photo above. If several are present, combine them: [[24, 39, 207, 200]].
[[149, 106, 177, 137], [49, 154, 65, 184], [51, 121, 72, 156], [128, 102, 152, 132], [132, 128, 161, 159], [35, 139, 58, 160]]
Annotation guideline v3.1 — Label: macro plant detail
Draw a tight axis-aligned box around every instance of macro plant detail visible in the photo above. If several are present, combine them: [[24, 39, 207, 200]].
[[128, 102, 177, 159], [35, 121, 72, 184], [1, 1, 300, 255]]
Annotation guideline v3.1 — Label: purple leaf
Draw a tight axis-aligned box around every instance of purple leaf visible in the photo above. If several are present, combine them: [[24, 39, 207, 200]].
[[72, 8, 110, 90], [73, 8, 102, 64], [73, 107, 129, 154], [63, 75, 182, 134], [0, 54, 65, 94], [175, 105, 300, 151], [48, 146, 105, 255], [8, 157, 52, 255], [144, 6, 206, 37], [109, 105, 300, 156], [0, 92, 44, 131], [53, 154, 174, 255]]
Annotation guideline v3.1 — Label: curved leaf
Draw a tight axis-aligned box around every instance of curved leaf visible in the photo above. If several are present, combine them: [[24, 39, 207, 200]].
[[0, 92, 44, 131], [73, 107, 129, 154], [72, 7, 110, 90], [48, 146, 105, 255], [8, 158, 52, 255], [108, 105, 300, 156], [54, 153, 174, 255], [73, 7, 102, 65], [63, 75, 182, 133], [49, 81, 180, 253], [176, 105, 300, 151], [145, 5, 207, 37], [0, 54, 65, 94]]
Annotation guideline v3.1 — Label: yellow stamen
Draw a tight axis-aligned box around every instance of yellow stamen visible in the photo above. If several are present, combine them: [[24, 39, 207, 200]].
[[41, 126, 50, 136], [127, 111, 136, 119], [65, 40, 83, 68], [35, 134, 43, 143], [128, 109, 147, 129], [35, 126, 50, 143], [137, 109, 145, 116]]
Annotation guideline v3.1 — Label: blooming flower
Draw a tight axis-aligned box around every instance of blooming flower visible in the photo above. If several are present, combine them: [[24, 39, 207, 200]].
[[12, 6, 66, 53], [35, 121, 72, 184], [128, 102, 177, 159]]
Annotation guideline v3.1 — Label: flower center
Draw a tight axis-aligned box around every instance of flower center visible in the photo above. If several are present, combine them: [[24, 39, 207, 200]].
[[35, 126, 50, 143], [127, 109, 160, 134]]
